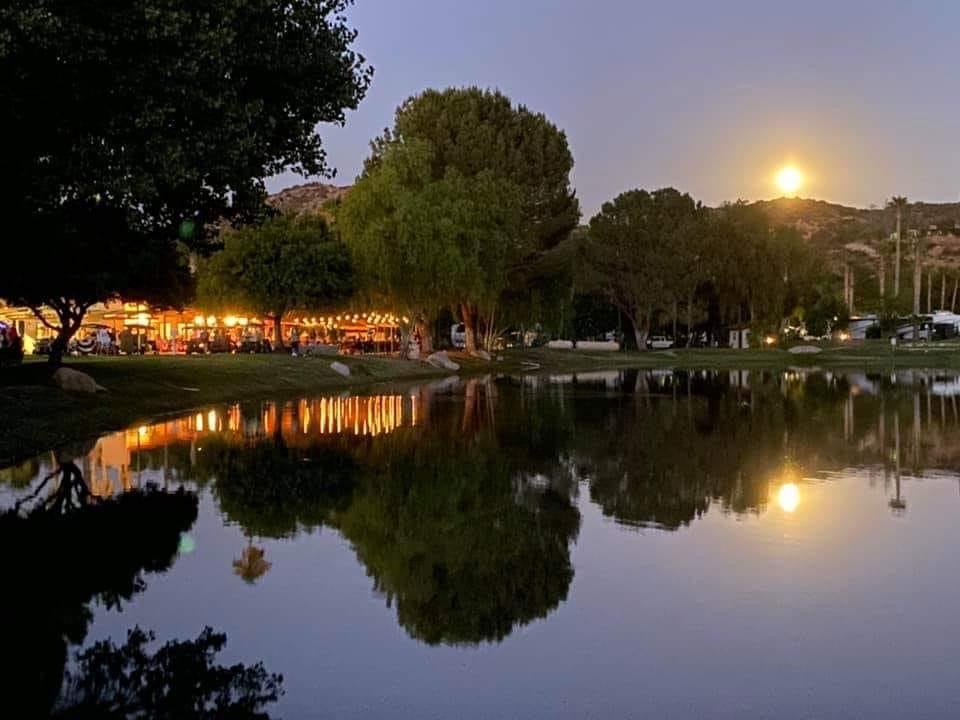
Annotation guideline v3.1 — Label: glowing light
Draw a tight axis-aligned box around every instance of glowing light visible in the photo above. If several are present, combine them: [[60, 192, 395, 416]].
[[776, 165, 803, 195], [194, 315, 205, 327], [777, 483, 801, 513], [838, 331, 850, 342], [764, 335, 777, 346], [224, 315, 238, 327], [206, 315, 216, 327]]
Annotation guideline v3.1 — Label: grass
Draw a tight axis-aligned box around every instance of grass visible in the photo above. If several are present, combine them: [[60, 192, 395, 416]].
[[2, 339, 959, 466]]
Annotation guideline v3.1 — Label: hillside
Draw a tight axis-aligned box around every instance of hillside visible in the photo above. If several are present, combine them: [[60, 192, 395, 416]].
[[267, 182, 350, 215], [753, 197, 960, 268]]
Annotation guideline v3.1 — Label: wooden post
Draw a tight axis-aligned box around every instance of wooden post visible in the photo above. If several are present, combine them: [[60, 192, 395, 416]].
[[952, 275, 959, 312], [927, 269, 933, 312], [941, 271, 947, 311]]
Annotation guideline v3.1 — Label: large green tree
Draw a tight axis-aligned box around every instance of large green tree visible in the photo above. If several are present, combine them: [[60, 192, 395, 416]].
[[338, 139, 520, 354], [197, 213, 355, 347], [580, 188, 702, 349], [1, 0, 371, 363], [341, 87, 579, 353]]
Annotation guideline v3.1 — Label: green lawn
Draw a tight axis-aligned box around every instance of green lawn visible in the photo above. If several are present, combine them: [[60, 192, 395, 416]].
[[2, 340, 958, 466]]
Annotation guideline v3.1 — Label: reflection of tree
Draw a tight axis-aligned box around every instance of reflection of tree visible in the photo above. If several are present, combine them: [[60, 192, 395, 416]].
[[234, 543, 273, 584], [338, 431, 580, 645], [0, 484, 198, 716], [52, 626, 282, 719], [210, 437, 357, 538]]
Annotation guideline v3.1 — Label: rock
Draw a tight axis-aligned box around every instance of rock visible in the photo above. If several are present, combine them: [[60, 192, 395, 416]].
[[546, 340, 574, 350], [470, 349, 492, 361], [426, 351, 460, 371], [330, 361, 351, 377], [575, 340, 620, 351], [789, 345, 823, 354], [52, 367, 106, 393]]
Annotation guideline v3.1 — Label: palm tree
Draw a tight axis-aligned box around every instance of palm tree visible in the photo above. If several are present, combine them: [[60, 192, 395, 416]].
[[887, 196, 909, 298]]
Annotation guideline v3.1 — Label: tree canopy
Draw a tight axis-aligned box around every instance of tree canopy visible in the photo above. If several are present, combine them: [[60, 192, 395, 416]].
[[580, 188, 704, 348], [197, 213, 355, 345], [339, 87, 578, 352], [1, 0, 372, 361]]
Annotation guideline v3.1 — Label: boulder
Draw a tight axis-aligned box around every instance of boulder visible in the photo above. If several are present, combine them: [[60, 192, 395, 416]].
[[469, 349, 492, 361], [546, 340, 574, 350], [52, 367, 106, 393], [788, 345, 823, 354], [426, 351, 460, 371], [330, 361, 351, 377]]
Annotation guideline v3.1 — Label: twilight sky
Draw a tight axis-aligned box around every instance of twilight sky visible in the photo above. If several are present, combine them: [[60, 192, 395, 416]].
[[266, 0, 960, 218]]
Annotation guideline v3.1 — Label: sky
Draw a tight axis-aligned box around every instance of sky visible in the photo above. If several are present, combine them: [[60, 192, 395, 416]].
[[266, 0, 960, 218]]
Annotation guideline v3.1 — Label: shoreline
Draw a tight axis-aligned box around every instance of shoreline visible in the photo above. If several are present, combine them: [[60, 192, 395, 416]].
[[4, 342, 960, 467]]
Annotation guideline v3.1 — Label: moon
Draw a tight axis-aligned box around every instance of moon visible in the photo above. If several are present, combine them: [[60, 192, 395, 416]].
[[776, 166, 803, 195]]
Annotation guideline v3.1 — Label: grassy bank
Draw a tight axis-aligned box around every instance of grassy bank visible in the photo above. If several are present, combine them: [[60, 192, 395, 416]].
[[1, 354, 444, 467], [3, 340, 959, 466]]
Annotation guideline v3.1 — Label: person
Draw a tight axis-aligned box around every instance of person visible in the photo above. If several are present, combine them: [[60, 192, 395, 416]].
[[8, 325, 22, 354], [97, 327, 112, 354]]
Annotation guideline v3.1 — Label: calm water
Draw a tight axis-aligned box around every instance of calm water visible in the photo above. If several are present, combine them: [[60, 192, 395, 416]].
[[3, 369, 960, 718]]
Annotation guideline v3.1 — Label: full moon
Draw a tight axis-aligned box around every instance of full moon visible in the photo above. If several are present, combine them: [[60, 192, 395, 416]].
[[776, 165, 803, 195]]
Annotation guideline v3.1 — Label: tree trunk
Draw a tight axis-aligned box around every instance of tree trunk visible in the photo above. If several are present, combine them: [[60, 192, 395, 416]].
[[913, 238, 923, 340], [629, 311, 650, 351], [686, 292, 694, 347], [927, 269, 933, 313], [272, 310, 284, 349], [849, 267, 855, 315], [671, 300, 678, 343], [894, 209, 902, 298], [952, 276, 959, 312], [941, 272, 946, 311], [41, 302, 89, 366], [460, 303, 478, 353], [879, 256, 886, 298], [417, 315, 434, 355]]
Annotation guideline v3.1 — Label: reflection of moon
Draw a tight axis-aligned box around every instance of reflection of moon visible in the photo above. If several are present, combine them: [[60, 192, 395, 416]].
[[778, 483, 801, 513]]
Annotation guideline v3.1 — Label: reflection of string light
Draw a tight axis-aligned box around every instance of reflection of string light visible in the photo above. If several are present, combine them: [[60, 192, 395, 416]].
[[778, 483, 801, 513]]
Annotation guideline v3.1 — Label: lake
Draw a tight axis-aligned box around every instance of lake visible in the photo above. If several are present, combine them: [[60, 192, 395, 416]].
[[3, 369, 960, 718]]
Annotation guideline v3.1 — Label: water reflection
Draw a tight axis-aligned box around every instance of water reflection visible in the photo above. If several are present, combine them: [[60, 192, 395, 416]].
[[3, 370, 960, 695], [0, 474, 198, 714]]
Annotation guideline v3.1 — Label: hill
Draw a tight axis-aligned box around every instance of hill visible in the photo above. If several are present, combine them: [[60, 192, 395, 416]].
[[267, 182, 350, 215]]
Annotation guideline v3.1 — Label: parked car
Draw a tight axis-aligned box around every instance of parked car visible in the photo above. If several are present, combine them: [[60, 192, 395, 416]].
[[32, 337, 53, 355], [647, 335, 674, 350]]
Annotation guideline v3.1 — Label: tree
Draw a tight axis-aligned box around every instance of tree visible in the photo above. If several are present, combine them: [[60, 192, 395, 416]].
[[3, 203, 193, 364], [338, 139, 521, 355], [580, 188, 702, 350], [1, 0, 372, 363], [54, 627, 283, 719], [887, 196, 909, 298], [197, 213, 355, 347], [346, 87, 579, 352]]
